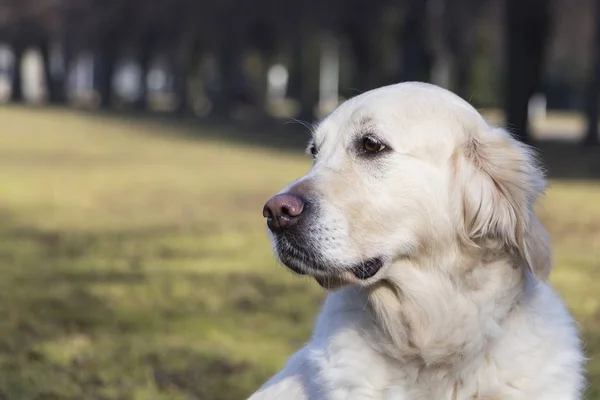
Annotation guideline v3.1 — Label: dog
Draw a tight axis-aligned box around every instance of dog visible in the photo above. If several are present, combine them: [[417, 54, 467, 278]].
[[250, 82, 584, 399]]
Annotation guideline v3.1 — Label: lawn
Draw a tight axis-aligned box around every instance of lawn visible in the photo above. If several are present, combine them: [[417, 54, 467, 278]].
[[0, 107, 598, 399]]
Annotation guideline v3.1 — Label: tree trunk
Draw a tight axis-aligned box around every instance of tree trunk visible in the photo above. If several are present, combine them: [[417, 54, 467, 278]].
[[288, 31, 319, 121], [400, 0, 432, 82], [11, 44, 24, 103], [96, 42, 117, 109], [213, 38, 238, 118], [287, 36, 304, 112], [441, 0, 482, 99], [250, 21, 278, 112], [174, 70, 188, 116], [454, 48, 473, 99], [584, 0, 600, 145], [135, 45, 151, 111], [135, 31, 157, 111], [504, 0, 551, 143], [40, 42, 67, 104], [347, 23, 376, 93], [173, 44, 190, 115]]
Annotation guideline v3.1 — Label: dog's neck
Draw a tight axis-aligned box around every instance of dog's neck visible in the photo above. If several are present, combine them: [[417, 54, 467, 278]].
[[363, 254, 530, 369]]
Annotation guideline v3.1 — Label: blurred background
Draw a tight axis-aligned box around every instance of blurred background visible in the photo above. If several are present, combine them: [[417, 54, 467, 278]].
[[0, 0, 599, 399]]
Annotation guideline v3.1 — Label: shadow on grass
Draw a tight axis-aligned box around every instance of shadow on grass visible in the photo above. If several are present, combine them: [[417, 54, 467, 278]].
[[535, 141, 600, 180], [0, 214, 322, 399], [6, 104, 600, 179], [83, 109, 600, 180], [6, 101, 600, 179], [65, 106, 311, 155], [19, 108, 600, 179]]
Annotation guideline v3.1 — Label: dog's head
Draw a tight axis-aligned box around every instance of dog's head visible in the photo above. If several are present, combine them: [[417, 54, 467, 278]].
[[263, 83, 550, 288]]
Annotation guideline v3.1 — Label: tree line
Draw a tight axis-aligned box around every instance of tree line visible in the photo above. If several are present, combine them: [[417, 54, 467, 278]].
[[0, 0, 599, 144]]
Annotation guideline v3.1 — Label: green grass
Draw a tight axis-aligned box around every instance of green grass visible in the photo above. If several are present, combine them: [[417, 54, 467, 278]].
[[0, 107, 598, 399]]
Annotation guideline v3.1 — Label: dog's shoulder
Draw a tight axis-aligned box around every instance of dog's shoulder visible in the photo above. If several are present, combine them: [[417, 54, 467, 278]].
[[250, 288, 394, 400], [481, 280, 585, 398]]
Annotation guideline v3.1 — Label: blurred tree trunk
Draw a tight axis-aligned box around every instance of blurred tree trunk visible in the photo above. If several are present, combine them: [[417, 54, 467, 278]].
[[400, 0, 432, 82], [173, 74, 188, 115], [250, 22, 278, 113], [96, 41, 118, 109], [443, 0, 482, 99], [454, 50, 473, 98], [173, 38, 194, 115], [347, 23, 377, 93], [288, 31, 319, 121], [287, 35, 305, 115], [214, 40, 234, 118], [213, 38, 239, 118], [584, 0, 600, 145], [40, 42, 67, 104], [135, 37, 154, 111], [11, 43, 24, 103], [504, 0, 551, 143]]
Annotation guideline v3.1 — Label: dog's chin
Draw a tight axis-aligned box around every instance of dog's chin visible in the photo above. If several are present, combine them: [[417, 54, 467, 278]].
[[276, 247, 386, 287]]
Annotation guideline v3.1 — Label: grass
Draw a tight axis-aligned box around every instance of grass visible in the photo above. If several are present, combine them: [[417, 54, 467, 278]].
[[0, 107, 598, 399]]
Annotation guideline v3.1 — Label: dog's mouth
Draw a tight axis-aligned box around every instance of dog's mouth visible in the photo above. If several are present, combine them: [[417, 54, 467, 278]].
[[347, 258, 384, 280], [275, 238, 384, 281]]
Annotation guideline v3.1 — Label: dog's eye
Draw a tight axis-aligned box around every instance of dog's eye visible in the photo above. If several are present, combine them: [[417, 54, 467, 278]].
[[361, 136, 386, 154], [307, 143, 318, 159]]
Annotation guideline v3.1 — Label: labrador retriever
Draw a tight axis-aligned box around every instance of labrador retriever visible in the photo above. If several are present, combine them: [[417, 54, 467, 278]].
[[250, 82, 584, 399]]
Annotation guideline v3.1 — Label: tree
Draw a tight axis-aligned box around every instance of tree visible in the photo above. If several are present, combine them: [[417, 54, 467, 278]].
[[10, 41, 23, 102], [504, 0, 551, 143], [584, 0, 600, 145], [400, 0, 432, 83], [0, 0, 64, 103], [342, 0, 385, 93], [442, 0, 488, 98]]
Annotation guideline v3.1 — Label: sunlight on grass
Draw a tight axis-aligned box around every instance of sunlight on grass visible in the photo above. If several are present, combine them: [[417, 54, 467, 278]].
[[0, 107, 598, 399]]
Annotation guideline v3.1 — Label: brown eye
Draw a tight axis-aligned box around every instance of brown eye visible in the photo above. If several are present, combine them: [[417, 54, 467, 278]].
[[362, 136, 385, 153]]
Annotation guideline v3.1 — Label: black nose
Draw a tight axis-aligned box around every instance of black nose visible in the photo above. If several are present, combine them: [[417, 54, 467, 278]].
[[263, 193, 305, 232]]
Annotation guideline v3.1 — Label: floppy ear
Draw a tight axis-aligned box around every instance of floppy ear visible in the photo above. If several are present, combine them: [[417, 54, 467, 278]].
[[456, 126, 551, 280]]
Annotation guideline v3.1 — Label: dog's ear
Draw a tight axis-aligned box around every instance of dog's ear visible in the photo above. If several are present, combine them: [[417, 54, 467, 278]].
[[455, 126, 551, 280]]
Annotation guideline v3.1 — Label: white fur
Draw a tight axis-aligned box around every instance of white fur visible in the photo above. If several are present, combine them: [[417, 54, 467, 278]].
[[249, 83, 585, 400]]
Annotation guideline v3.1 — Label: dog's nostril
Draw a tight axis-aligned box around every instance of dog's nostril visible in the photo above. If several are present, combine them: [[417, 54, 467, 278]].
[[262, 205, 272, 219]]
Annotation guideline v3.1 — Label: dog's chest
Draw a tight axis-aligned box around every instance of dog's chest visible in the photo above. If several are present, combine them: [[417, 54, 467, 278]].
[[306, 345, 514, 400], [306, 307, 515, 399], [304, 285, 580, 400]]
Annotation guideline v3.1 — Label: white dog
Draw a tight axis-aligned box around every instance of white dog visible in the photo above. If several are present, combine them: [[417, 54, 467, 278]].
[[252, 82, 584, 399]]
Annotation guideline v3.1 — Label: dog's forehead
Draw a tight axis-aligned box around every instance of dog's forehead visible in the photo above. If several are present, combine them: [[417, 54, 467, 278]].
[[313, 83, 482, 148]]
